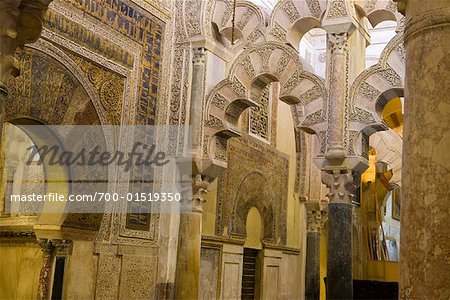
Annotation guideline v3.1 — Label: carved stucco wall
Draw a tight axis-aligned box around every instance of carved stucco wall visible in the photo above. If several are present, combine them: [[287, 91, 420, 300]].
[[1, 0, 176, 298], [215, 137, 289, 245]]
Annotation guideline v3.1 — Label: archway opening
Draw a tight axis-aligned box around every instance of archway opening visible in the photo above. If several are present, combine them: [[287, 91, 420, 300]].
[[365, 20, 397, 68], [299, 28, 327, 78], [242, 207, 263, 299], [381, 97, 403, 136], [381, 186, 401, 262]]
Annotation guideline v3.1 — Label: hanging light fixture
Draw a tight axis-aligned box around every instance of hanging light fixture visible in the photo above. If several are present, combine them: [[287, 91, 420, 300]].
[[231, 0, 237, 45]]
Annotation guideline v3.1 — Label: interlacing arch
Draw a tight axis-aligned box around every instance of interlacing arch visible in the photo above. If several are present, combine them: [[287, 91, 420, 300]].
[[210, 0, 266, 45], [353, 0, 404, 30], [268, 0, 327, 48], [348, 31, 405, 157], [203, 41, 326, 175]]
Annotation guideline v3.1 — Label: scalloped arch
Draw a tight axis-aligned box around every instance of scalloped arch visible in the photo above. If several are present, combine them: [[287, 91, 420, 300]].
[[348, 31, 405, 156]]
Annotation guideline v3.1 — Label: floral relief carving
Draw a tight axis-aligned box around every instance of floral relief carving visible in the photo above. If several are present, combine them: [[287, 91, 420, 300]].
[[306, 210, 326, 232], [302, 110, 324, 126], [236, 8, 253, 30], [211, 93, 229, 109], [240, 55, 256, 77], [359, 82, 380, 101], [185, 0, 202, 36], [282, 0, 300, 23], [247, 29, 263, 43], [379, 66, 401, 86], [327, 0, 348, 18], [364, 0, 377, 13], [221, 5, 232, 27], [258, 46, 276, 72], [299, 85, 322, 105], [306, 0, 322, 18], [281, 69, 302, 95], [67, 52, 124, 124], [276, 51, 291, 76], [205, 115, 224, 128], [230, 78, 246, 97], [249, 84, 271, 141], [271, 22, 287, 42], [215, 136, 228, 161]]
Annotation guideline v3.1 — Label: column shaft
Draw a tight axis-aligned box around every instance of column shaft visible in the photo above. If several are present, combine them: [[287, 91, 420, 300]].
[[176, 210, 202, 299], [322, 171, 354, 299], [189, 48, 206, 149], [305, 231, 320, 300], [400, 2, 450, 298], [175, 175, 209, 299], [326, 202, 352, 300]]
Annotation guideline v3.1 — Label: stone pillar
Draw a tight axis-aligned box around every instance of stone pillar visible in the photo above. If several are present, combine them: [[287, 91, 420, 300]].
[[322, 171, 355, 300], [176, 174, 209, 300], [397, 1, 450, 298], [189, 48, 206, 149], [305, 209, 326, 300], [325, 32, 349, 159], [37, 239, 55, 300]]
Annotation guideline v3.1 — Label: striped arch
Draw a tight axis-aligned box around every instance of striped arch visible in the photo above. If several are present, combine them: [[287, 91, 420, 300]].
[[348, 31, 405, 157], [202, 41, 326, 177], [268, 0, 327, 48], [354, 0, 404, 29], [211, 0, 266, 46]]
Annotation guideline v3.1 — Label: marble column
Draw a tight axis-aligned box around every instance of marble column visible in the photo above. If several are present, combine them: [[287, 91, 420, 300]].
[[397, 1, 450, 299], [189, 48, 206, 149], [175, 174, 209, 300], [322, 171, 355, 300], [37, 239, 55, 300], [325, 32, 350, 160], [305, 209, 325, 300]]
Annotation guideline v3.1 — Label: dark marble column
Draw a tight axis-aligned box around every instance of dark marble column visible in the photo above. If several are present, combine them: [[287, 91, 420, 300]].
[[305, 231, 321, 300], [322, 171, 355, 300], [305, 209, 325, 300], [327, 202, 352, 300]]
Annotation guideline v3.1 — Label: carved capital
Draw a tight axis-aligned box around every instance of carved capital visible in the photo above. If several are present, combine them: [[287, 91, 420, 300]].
[[192, 47, 206, 65], [181, 173, 211, 213], [321, 170, 356, 204], [328, 32, 348, 54], [306, 210, 327, 233]]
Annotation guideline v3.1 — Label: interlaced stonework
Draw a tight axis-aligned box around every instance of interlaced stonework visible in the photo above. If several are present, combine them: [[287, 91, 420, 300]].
[[249, 84, 271, 141]]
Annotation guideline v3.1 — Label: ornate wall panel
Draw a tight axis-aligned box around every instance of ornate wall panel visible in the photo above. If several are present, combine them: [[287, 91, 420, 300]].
[[215, 137, 289, 245], [47, 0, 166, 125]]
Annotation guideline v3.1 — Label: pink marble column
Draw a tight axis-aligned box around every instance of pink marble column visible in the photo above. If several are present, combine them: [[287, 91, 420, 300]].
[[399, 1, 450, 298]]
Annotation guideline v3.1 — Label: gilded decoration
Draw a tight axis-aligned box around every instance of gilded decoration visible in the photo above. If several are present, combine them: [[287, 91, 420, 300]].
[[67, 52, 125, 124], [48, 0, 165, 125], [5, 47, 100, 126]]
